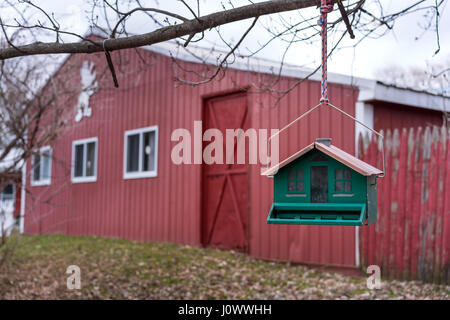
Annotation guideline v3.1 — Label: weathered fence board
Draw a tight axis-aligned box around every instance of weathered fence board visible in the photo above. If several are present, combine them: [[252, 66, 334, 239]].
[[359, 125, 450, 284]]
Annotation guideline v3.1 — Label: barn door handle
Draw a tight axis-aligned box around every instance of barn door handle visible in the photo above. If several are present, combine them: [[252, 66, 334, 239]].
[[264, 102, 385, 178]]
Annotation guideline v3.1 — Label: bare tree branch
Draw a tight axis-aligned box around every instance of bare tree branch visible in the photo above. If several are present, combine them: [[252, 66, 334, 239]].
[[173, 17, 259, 86], [0, 0, 324, 60]]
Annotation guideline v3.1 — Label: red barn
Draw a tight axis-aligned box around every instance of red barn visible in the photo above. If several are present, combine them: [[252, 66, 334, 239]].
[[22, 34, 448, 271]]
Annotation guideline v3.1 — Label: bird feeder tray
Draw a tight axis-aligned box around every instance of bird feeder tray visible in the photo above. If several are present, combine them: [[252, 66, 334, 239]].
[[267, 203, 366, 226]]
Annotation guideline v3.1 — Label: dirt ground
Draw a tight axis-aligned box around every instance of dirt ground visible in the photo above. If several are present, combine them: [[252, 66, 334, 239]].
[[0, 235, 448, 299]]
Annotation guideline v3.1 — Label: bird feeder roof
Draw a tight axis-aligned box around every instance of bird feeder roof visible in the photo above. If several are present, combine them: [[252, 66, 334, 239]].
[[261, 141, 383, 177]]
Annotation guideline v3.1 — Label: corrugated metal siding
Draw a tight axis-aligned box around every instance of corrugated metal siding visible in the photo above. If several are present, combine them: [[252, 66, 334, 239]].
[[374, 101, 443, 131], [25, 46, 359, 267]]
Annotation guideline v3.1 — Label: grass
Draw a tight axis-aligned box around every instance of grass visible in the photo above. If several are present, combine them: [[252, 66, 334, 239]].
[[0, 234, 449, 300]]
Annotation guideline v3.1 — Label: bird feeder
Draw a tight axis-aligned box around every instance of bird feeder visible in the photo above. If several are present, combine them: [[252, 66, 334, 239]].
[[262, 138, 382, 226], [259, 1, 385, 227]]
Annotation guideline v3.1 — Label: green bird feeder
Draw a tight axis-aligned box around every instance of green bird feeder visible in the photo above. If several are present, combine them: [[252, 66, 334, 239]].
[[260, 1, 385, 227], [262, 138, 383, 227]]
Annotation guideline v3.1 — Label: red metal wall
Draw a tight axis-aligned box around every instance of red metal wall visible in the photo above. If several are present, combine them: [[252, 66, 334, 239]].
[[359, 126, 450, 284], [24, 45, 359, 267], [373, 101, 444, 132]]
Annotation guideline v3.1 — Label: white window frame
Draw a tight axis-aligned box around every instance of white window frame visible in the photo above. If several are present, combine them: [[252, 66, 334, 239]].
[[71, 137, 98, 183], [123, 125, 158, 179], [31, 146, 52, 186], [1, 183, 15, 203]]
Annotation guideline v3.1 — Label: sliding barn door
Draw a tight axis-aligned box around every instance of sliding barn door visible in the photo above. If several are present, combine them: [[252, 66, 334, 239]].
[[202, 92, 249, 251]]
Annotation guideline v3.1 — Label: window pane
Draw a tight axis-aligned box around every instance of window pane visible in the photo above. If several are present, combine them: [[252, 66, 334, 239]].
[[127, 134, 140, 172], [288, 181, 295, 191], [297, 169, 304, 180], [296, 181, 304, 192], [142, 131, 155, 172], [335, 181, 343, 192], [148, 131, 156, 171], [2, 184, 13, 195], [344, 169, 352, 179], [74, 144, 84, 177], [335, 169, 343, 180], [344, 181, 352, 192], [41, 151, 51, 180], [33, 154, 41, 181], [1, 184, 14, 201], [86, 142, 96, 177], [142, 132, 149, 171], [288, 169, 295, 180]]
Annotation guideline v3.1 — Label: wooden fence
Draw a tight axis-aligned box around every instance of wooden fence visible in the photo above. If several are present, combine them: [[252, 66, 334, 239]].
[[358, 125, 449, 284]]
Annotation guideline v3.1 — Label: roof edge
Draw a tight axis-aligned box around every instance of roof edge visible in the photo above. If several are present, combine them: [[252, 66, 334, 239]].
[[358, 81, 449, 112], [261, 142, 383, 177], [51, 28, 450, 112]]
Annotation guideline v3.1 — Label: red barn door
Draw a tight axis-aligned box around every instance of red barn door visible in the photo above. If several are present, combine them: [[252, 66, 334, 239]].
[[202, 92, 249, 251]]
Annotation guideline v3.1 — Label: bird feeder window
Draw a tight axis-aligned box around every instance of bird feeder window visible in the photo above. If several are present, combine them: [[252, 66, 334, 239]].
[[287, 169, 305, 193], [334, 168, 352, 193]]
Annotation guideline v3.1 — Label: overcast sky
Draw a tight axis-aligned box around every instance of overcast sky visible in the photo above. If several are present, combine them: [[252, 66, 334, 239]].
[[8, 0, 450, 80]]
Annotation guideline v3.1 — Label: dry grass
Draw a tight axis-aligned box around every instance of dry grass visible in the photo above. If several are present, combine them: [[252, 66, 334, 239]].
[[0, 234, 449, 299]]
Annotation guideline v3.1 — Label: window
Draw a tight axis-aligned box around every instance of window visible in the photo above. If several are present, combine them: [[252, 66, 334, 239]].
[[1, 184, 15, 202], [335, 168, 352, 193], [72, 137, 98, 183], [287, 168, 305, 193], [124, 126, 158, 179], [31, 146, 52, 186]]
